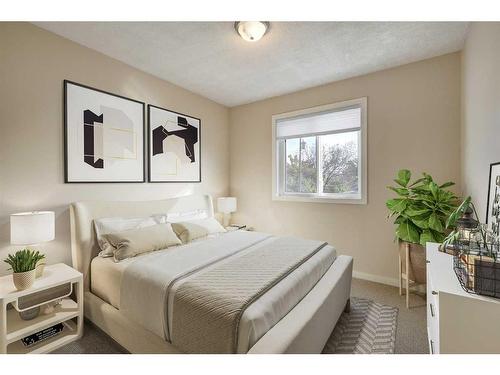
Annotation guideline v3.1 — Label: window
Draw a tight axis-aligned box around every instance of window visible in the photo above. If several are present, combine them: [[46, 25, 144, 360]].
[[272, 98, 367, 204]]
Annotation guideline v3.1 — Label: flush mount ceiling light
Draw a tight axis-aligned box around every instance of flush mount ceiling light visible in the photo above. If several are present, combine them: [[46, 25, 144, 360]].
[[234, 21, 269, 42]]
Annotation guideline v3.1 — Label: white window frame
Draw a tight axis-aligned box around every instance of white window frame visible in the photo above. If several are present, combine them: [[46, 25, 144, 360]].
[[272, 97, 367, 204]]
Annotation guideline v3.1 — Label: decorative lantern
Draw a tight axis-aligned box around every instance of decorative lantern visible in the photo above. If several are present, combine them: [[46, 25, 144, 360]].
[[455, 207, 479, 249]]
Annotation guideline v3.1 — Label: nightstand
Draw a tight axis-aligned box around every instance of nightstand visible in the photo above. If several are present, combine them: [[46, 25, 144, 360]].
[[0, 263, 83, 354]]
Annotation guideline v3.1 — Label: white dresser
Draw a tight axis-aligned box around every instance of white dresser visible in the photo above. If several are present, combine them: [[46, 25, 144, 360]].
[[426, 243, 500, 354]]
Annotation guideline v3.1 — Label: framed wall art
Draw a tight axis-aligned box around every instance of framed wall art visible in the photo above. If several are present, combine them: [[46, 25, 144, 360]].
[[64, 80, 145, 183], [486, 161, 500, 236], [148, 104, 201, 182]]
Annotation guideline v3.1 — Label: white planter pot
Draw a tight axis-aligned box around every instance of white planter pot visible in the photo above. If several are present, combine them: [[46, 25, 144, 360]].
[[12, 269, 36, 291]]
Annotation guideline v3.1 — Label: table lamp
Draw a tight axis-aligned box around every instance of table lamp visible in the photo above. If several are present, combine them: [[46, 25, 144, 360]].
[[217, 197, 237, 227], [10, 211, 55, 277]]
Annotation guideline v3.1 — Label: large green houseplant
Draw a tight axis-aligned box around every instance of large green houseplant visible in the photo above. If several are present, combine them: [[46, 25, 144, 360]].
[[386, 169, 459, 283]]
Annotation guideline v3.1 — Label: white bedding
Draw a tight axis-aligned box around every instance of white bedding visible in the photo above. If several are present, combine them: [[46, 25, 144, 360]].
[[90, 230, 337, 353]]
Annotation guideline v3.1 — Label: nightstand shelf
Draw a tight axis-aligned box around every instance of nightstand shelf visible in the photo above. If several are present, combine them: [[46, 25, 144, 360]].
[[6, 298, 78, 344], [7, 320, 78, 354], [0, 263, 83, 354]]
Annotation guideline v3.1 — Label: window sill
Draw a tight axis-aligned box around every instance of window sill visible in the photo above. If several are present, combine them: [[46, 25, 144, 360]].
[[272, 193, 367, 205]]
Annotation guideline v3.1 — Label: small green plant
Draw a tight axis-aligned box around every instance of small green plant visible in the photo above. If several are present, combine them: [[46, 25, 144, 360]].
[[3, 248, 45, 273], [386, 169, 459, 246]]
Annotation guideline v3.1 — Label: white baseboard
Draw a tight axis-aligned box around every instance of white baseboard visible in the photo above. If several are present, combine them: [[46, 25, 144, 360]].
[[353, 271, 399, 287], [353, 270, 427, 293]]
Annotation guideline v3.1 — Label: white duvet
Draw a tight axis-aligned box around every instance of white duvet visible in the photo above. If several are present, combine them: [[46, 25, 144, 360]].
[[90, 230, 337, 353]]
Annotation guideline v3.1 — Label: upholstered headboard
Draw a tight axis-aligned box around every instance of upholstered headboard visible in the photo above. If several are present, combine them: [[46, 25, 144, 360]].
[[69, 194, 214, 291]]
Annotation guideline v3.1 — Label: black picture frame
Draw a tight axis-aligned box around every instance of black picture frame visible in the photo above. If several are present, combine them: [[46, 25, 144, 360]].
[[147, 104, 202, 183], [485, 161, 500, 224], [64, 80, 146, 183]]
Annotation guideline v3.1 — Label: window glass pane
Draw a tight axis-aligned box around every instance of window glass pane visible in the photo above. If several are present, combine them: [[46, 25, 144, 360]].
[[320, 131, 359, 194], [299, 137, 317, 193], [285, 138, 300, 192], [285, 137, 317, 193]]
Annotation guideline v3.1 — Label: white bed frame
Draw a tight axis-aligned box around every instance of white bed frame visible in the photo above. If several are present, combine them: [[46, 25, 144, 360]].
[[70, 194, 353, 354]]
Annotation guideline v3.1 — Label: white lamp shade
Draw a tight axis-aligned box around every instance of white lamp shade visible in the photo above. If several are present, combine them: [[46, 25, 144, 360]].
[[10, 211, 55, 245], [217, 197, 237, 214]]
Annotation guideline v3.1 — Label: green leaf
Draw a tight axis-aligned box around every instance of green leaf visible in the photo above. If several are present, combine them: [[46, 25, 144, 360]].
[[394, 215, 405, 224], [396, 219, 420, 244], [397, 169, 411, 187], [408, 177, 426, 187], [429, 182, 438, 200], [388, 186, 409, 196], [405, 206, 432, 217], [412, 216, 430, 229], [420, 229, 436, 246], [430, 229, 446, 243], [429, 212, 444, 232], [422, 172, 433, 182], [3, 248, 44, 273], [439, 181, 455, 189], [386, 198, 408, 213], [446, 196, 471, 228]]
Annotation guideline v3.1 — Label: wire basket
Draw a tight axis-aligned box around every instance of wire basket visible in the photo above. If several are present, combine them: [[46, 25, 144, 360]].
[[453, 248, 500, 299], [449, 223, 500, 298]]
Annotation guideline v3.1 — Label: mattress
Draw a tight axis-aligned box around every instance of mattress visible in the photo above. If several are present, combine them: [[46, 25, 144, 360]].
[[90, 231, 337, 353]]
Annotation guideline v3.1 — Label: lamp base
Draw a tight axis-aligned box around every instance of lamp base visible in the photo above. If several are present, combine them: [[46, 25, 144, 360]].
[[222, 213, 231, 227]]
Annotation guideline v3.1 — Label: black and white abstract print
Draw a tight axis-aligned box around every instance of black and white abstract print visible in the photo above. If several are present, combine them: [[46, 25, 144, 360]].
[[486, 162, 500, 236], [64, 80, 145, 183], [148, 105, 201, 182]]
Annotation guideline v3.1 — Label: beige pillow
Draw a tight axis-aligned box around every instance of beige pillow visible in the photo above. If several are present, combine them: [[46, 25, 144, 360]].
[[103, 223, 181, 262], [171, 217, 226, 244], [94, 216, 159, 257]]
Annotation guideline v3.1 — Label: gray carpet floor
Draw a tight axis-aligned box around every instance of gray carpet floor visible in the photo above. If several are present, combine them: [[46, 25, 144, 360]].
[[53, 278, 428, 354]]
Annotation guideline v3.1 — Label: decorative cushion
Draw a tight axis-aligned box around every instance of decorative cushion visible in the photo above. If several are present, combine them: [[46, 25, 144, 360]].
[[103, 223, 182, 262], [94, 216, 159, 257], [171, 217, 226, 244]]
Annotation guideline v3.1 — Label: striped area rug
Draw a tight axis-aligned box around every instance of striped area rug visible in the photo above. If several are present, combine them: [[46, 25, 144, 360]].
[[323, 297, 398, 354]]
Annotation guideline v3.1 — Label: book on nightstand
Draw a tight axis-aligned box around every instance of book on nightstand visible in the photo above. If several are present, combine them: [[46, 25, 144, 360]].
[[21, 323, 64, 347], [226, 224, 247, 231]]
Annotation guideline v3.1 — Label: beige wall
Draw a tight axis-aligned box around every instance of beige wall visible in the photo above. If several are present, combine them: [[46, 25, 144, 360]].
[[461, 23, 500, 219], [0, 23, 230, 275], [229, 53, 461, 284]]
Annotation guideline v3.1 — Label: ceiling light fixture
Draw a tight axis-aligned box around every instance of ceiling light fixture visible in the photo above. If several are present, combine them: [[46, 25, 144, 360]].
[[234, 21, 269, 42]]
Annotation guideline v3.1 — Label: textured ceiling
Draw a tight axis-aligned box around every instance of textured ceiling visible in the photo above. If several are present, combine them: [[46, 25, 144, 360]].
[[34, 22, 469, 107]]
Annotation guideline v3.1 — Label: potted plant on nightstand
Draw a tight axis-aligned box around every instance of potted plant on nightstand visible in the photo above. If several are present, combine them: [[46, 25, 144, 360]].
[[386, 170, 459, 300], [3, 249, 45, 291]]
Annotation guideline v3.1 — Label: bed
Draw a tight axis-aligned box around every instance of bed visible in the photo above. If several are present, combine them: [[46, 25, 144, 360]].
[[70, 194, 353, 354]]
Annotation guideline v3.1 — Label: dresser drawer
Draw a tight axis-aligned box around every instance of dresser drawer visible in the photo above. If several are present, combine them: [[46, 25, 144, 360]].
[[426, 259, 439, 353]]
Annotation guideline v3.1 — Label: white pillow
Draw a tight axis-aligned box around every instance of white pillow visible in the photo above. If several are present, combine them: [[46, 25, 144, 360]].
[[154, 209, 209, 224], [94, 216, 158, 257]]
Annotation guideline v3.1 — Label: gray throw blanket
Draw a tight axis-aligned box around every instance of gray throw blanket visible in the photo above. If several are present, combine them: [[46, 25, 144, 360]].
[[170, 236, 327, 353]]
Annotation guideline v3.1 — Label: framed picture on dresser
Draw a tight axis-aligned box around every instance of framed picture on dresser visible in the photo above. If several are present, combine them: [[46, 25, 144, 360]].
[[148, 104, 201, 182], [486, 161, 500, 236], [64, 80, 145, 183]]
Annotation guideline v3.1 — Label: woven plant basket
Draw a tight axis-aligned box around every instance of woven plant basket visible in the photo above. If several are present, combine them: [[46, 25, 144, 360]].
[[12, 269, 36, 291], [399, 241, 427, 284]]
